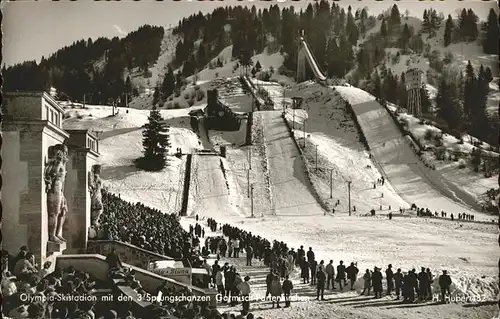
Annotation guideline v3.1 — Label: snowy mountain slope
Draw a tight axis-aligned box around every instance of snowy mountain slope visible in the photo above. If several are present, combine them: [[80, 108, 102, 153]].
[[125, 28, 179, 94], [277, 81, 409, 214], [62, 103, 203, 213], [385, 105, 499, 208], [260, 110, 325, 216], [335, 86, 493, 220], [188, 154, 246, 219]]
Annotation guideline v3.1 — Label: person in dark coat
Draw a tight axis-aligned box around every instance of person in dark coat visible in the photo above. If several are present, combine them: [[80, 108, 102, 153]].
[[265, 270, 274, 298], [346, 262, 359, 290], [316, 268, 326, 301], [403, 269, 416, 303], [300, 257, 309, 284], [438, 270, 452, 303], [282, 275, 293, 307], [393, 268, 404, 300], [296, 246, 305, 266], [336, 261, 346, 290], [105, 249, 122, 270], [385, 264, 394, 295], [410, 268, 419, 296], [246, 245, 253, 266], [309, 259, 318, 285], [417, 267, 429, 300], [426, 268, 433, 300], [306, 247, 315, 263], [371, 267, 383, 298], [211, 260, 221, 284]]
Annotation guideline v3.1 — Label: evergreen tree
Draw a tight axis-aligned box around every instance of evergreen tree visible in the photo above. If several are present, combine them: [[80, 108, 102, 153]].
[[125, 76, 132, 94], [476, 65, 489, 113], [346, 7, 359, 46], [436, 78, 462, 131], [443, 15, 454, 47], [356, 46, 371, 76], [463, 61, 476, 120], [466, 9, 479, 41], [380, 19, 388, 38], [161, 66, 176, 99], [372, 70, 383, 102], [399, 24, 412, 50], [422, 9, 429, 32], [255, 60, 262, 72], [139, 107, 171, 171], [397, 72, 408, 109], [389, 4, 401, 31], [483, 9, 499, 54], [420, 85, 432, 115]]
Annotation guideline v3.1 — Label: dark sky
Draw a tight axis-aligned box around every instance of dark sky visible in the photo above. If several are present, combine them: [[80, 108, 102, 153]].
[[2, 0, 497, 66]]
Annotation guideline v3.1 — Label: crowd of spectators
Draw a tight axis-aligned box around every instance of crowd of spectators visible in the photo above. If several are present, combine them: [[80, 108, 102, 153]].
[[2, 245, 142, 319], [202, 218, 456, 311], [90, 190, 200, 264], [1, 245, 227, 319], [408, 203, 477, 222]]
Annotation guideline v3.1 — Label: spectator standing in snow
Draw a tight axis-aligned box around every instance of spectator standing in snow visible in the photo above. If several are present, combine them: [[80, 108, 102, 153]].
[[393, 268, 403, 300], [361, 269, 372, 295], [325, 260, 336, 290], [385, 264, 394, 295], [316, 267, 326, 300], [282, 275, 293, 307], [438, 270, 452, 303], [300, 257, 309, 284], [336, 261, 347, 290], [297, 246, 305, 266], [237, 276, 251, 314], [306, 247, 315, 263], [426, 268, 433, 300], [234, 238, 240, 258], [371, 267, 383, 299], [346, 262, 359, 290], [418, 267, 429, 301], [270, 274, 282, 308], [246, 244, 253, 266], [310, 259, 318, 285]]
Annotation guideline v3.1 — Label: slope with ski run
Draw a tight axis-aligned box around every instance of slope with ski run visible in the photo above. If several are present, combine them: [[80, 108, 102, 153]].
[[334, 85, 492, 221], [185, 79, 497, 308], [62, 103, 204, 213], [60, 70, 498, 319]]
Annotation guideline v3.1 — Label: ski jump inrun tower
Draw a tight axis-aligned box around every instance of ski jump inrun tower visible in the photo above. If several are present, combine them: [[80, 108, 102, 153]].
[[405, 68, 424, 118], [296, 31, 327, 83]]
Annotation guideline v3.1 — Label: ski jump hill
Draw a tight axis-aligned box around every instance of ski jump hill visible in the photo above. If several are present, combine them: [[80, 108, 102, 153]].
[[332, 87, 491, 220], [297, 37, 327, 83], [297, 38, 489, 220]]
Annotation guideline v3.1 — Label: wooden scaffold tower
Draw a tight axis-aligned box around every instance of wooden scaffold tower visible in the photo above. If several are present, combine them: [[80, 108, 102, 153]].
[[405, 68, 424, 118]]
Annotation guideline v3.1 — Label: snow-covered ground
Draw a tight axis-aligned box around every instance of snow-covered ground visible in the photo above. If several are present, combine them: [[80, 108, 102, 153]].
[[182, 217, 498, 319], [62, 76, 498, 319], [62, 103, 203, 213], [385, 104, 499, 206], [58, 33, 498, 319], [260, 110, 324, 216], [335, 86, 492, 220]]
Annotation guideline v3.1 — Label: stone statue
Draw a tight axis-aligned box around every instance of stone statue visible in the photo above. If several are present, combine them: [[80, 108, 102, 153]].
[[88, 164, 104, 225], [44, 144, 69, 243]]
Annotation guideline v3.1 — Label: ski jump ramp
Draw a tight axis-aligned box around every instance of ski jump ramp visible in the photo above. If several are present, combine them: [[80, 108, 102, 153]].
[[297, 37, 327, 83], [334, 86, 490, 220]]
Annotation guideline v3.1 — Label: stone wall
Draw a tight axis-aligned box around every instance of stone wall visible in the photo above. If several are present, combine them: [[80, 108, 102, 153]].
[[56, 254, 217, 308], [87, 240, 173, 269]]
